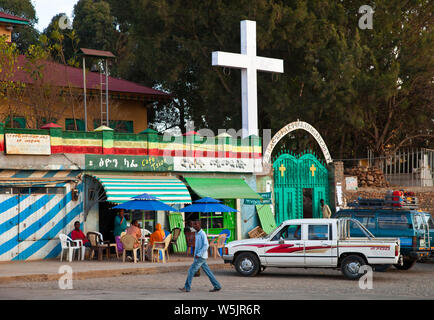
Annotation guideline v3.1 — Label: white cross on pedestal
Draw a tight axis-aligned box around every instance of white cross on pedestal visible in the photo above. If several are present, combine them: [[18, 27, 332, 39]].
[[212, 20, 284, 138]]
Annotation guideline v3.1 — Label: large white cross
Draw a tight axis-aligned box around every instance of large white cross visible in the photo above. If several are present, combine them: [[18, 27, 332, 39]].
[[212, 20, 284, 138]]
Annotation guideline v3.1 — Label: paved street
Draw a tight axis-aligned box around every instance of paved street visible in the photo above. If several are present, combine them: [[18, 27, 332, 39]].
[[0, 261, 432, 300]]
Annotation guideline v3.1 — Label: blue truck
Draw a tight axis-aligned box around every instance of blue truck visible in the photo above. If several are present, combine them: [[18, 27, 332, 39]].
[[333, 196, 432, 270]]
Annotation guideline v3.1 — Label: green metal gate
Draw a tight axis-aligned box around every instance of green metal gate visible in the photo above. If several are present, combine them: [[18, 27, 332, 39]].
[[273, 152, 329, 224]]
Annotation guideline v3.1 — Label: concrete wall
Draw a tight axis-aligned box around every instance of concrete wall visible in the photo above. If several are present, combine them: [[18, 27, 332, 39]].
[[0, 25, 11, 42], [0, 98, 148, 133]]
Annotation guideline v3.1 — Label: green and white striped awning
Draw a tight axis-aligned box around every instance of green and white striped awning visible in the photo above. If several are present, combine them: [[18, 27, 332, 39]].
[[92, 175, 192, 204]]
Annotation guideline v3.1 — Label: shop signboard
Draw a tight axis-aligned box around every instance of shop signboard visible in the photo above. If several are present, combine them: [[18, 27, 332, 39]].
[[173, 157, 262, 173], [244, 192, 272, 205], [5, 133, 51, 155], [85, 154, 262, 173], [85, 155, 174, 172]]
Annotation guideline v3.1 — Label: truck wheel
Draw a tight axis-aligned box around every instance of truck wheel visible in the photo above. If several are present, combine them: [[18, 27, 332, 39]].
[[394, 258, 416, 270], [234, 252, 260, 277], [373, 264, 391, 272], [341, 255, 366, 280]]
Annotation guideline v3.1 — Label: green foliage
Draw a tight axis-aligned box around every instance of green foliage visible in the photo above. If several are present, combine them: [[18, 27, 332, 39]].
[[42, 13, 80, 67], [105, 0, 432, 158], [2, 0, 432, 157]]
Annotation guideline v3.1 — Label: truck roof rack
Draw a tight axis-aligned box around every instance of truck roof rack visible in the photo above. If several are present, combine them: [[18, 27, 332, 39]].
[[348, 196, 419, 210]]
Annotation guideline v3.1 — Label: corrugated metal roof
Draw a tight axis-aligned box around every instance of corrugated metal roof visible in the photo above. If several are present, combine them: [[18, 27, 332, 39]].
[[256, 204, 277, 234], [0, 12, 29, 24], [80, 48, 116, 58], [12, 55, 171, 101]]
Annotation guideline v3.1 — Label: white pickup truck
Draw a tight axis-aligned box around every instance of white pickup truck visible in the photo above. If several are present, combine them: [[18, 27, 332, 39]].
[[222, 218, 402, 280]]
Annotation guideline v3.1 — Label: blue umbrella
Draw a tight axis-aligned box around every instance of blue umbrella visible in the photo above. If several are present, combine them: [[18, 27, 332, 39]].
[[113, 193, 178, 212], [180, 197, 237, 233], [179, 197, 237, 213]]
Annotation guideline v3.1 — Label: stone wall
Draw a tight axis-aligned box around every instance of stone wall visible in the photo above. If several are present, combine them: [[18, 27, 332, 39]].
[[343, 186, 434, 216]]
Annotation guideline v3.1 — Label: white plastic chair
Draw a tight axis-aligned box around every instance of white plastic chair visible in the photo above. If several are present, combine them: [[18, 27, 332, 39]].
[[142, 228, 152, 236], [120, 234, 140, 263], [59, 234, 83, 262]]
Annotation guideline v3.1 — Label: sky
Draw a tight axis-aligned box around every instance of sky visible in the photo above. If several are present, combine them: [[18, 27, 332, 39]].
[[33, 0, 79, 32]]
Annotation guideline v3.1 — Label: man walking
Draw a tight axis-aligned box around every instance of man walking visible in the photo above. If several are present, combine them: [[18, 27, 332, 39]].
[[179, 220, 222, 293], [320, 199, 332, 219]]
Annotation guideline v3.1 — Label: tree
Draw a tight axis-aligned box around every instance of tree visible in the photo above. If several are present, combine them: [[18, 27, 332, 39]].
[[341, 0, 434, 159], [0, 0, 39, 52], [42, 13, 81, 67]]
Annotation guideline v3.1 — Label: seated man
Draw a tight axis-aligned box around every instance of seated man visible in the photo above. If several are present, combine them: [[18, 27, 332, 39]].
[[71, 221, 90, 247]]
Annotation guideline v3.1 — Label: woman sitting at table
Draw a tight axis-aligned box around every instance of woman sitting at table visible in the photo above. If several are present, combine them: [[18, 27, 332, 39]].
[[124, 220, 142, 261], [125, 220, 142, 248], [145, 223, 165, 261]]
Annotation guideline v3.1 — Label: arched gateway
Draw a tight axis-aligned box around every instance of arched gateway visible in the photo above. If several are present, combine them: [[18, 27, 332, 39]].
[[264, 121, 333, 223]]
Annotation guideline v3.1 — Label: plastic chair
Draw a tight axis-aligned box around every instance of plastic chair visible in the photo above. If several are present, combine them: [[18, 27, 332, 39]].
[[120, 234, 140, 263], [87, 232, 110, 261], [152, 234, 172, 263], [96, 231, 119, 259], [142, 229, 152, 236], [170, 227, 181, 252], [59, 234, 83, 262], [209, 233, 227, 259], [218, 229, 231, 256], [185, 232, 195, 256]]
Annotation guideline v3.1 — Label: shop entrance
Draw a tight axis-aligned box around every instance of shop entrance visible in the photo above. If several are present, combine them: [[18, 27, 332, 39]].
[[302, 188, 313, 218]]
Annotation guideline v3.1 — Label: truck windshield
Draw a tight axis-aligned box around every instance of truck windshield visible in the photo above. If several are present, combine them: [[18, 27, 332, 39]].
[[425, 215, 434, 229], [413, 214, 426, 230]]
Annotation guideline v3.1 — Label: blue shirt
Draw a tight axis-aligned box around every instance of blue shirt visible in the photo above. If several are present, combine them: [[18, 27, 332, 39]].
[[194, 229, 209, 259]]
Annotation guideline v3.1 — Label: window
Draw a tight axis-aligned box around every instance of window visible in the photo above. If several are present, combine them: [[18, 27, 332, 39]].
[[47, 187, 65, 194], [336, 212, 352, 218], [5, 116, 26, 128], [308, 225, 329, 240], [424, 215, 434, 229], [65, 119, 85, 131], [29, 187, 47, 194], [272, 224, 301, 241], [0, 187, 12, 194], [378, 215, 411, 230], [413, 214, 426, 231], [110, 120, 134, 133], [200, 212, 223, 229], [93, 120, 134, 133], [354, 214, 376, 229]]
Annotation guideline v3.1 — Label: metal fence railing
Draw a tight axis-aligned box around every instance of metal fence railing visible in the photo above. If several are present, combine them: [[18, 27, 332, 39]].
[[370, 148, 434, 187]]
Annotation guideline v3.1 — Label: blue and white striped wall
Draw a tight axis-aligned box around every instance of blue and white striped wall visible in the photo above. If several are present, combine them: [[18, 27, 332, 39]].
[[0, 171, 83, 261]]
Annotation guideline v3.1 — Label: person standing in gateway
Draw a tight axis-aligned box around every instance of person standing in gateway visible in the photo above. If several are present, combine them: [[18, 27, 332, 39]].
[[320, 199, 332, 219], [179, 220, 222, 293]]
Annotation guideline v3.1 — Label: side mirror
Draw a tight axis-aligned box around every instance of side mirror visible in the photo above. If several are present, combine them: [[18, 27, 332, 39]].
[[279, 238, 284, 244]]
